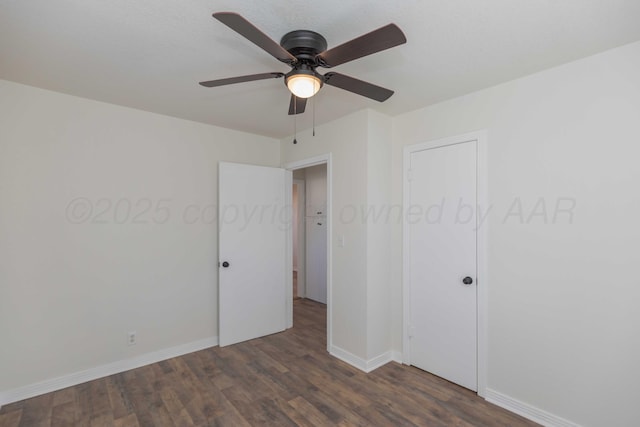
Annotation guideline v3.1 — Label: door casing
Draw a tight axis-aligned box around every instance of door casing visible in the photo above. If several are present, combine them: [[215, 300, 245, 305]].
[[402, 130, 488, 397], [285, 154, 332, 352]]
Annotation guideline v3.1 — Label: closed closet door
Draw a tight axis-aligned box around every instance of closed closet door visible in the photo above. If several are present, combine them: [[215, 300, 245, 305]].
[[305, 217, 327, 303], [305, 166, 327, 217], [408, 141, 478, 391], [304, 165, 327, 304]]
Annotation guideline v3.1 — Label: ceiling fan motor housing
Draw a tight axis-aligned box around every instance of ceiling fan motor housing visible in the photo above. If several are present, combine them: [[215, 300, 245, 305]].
[[280, 30, 328, 61]]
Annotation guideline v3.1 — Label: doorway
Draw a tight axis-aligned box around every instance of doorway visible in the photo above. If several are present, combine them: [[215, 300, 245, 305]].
[[402, 131, 488, 396], [285, 154, 332, 352], [293, 164, 327, 304]]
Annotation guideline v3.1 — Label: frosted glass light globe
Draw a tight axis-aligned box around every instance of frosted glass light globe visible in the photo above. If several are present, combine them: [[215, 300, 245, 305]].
[[287, 74, 321, 98]]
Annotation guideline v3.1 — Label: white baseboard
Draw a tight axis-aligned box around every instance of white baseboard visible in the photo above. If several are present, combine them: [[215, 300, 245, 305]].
[[0, 336, 218, 407], [329, 345, 394, 373], [485, 388, 581, 427], [391, 350, 403, 363]]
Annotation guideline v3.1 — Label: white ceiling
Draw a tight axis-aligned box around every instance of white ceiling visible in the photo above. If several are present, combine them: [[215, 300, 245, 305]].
[[1, 0, 640, 138]]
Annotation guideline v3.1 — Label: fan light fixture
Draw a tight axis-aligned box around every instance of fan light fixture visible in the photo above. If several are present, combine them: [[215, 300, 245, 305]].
[[200, 13, 407, 115], [286, 73, 322, 98]]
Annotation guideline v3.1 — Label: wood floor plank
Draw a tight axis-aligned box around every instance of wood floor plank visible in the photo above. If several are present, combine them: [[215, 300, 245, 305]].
[[286, 396, 336, 426], [318, 358, 463, 426], [354, 402, 419, 427], [288, 354, 372, 409], [17, 392, 53, 427], [105, 375, 133, 421], [50, 387, 75, 407], [229, 396, 298, 427], [146, 402, 175, 427], [285, 380, 370, 425], [112, 413, 140, 427], [0, 299, 539, 427], [76, 378, 111, 423], [89, 411, 115, 427], [50, 401, 78, 427], [117, 369, 159, 427], [159, 387, 194, 427], [0, 410, 22, 427]]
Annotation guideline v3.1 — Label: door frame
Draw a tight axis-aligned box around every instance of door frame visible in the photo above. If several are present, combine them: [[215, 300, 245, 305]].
[[284, 153, 332, 352], [402, 130, 488, 396]]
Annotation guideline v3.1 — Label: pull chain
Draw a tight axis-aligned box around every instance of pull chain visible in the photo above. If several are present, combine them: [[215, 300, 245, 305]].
[[292, 96, 297, 144], [312, 94, 316, 137]]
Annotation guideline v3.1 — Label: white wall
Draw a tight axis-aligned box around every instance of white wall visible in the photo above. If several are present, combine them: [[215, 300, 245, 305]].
[[392, 41, 640, 427], [281, 110, 369, 359], [366, 111, 393, 360], [0, 80, 280, 398]]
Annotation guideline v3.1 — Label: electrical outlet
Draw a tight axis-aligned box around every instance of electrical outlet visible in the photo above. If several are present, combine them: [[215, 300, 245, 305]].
[[127, 331, 137, 346]]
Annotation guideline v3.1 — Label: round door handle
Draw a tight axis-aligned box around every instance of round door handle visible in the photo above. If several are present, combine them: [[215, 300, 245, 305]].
[[222, 261, 230, 268], [462, 276, 473, 285]]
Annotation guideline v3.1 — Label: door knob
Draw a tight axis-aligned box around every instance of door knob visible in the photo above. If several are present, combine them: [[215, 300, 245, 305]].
[[462, 276, 473, 285], [222, 261, 230, 268]]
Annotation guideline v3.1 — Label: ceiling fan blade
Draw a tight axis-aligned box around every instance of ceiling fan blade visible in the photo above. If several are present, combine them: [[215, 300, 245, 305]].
[[199, 72, 284, 88], [288, 95, 307, 115], [317, 24, 406, 68], [323, 72, 394, 102], [213, 12, 297, 64]]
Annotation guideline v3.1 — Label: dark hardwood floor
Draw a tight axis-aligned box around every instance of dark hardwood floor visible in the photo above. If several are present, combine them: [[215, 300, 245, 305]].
[[0, 299, 538, 426]]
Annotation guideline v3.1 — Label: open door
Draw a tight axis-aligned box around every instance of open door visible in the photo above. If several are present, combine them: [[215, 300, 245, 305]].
[[218, 162, 291, 346]]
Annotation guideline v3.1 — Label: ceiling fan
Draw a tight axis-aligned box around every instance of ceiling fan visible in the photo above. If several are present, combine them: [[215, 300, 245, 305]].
[[199, 12, 407, 115]]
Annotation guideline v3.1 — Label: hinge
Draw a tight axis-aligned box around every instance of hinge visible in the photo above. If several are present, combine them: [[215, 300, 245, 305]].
[[407, 169, 413, 182]]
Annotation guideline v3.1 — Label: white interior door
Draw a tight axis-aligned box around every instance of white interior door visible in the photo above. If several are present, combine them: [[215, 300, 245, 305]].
[[305, 217, 327, 303], [218, 162, 291, 346], [408, 141, 478, 391], [305, 165, 327, 216], [292, 179, 306, 298], [303, 164, 327, 303]]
